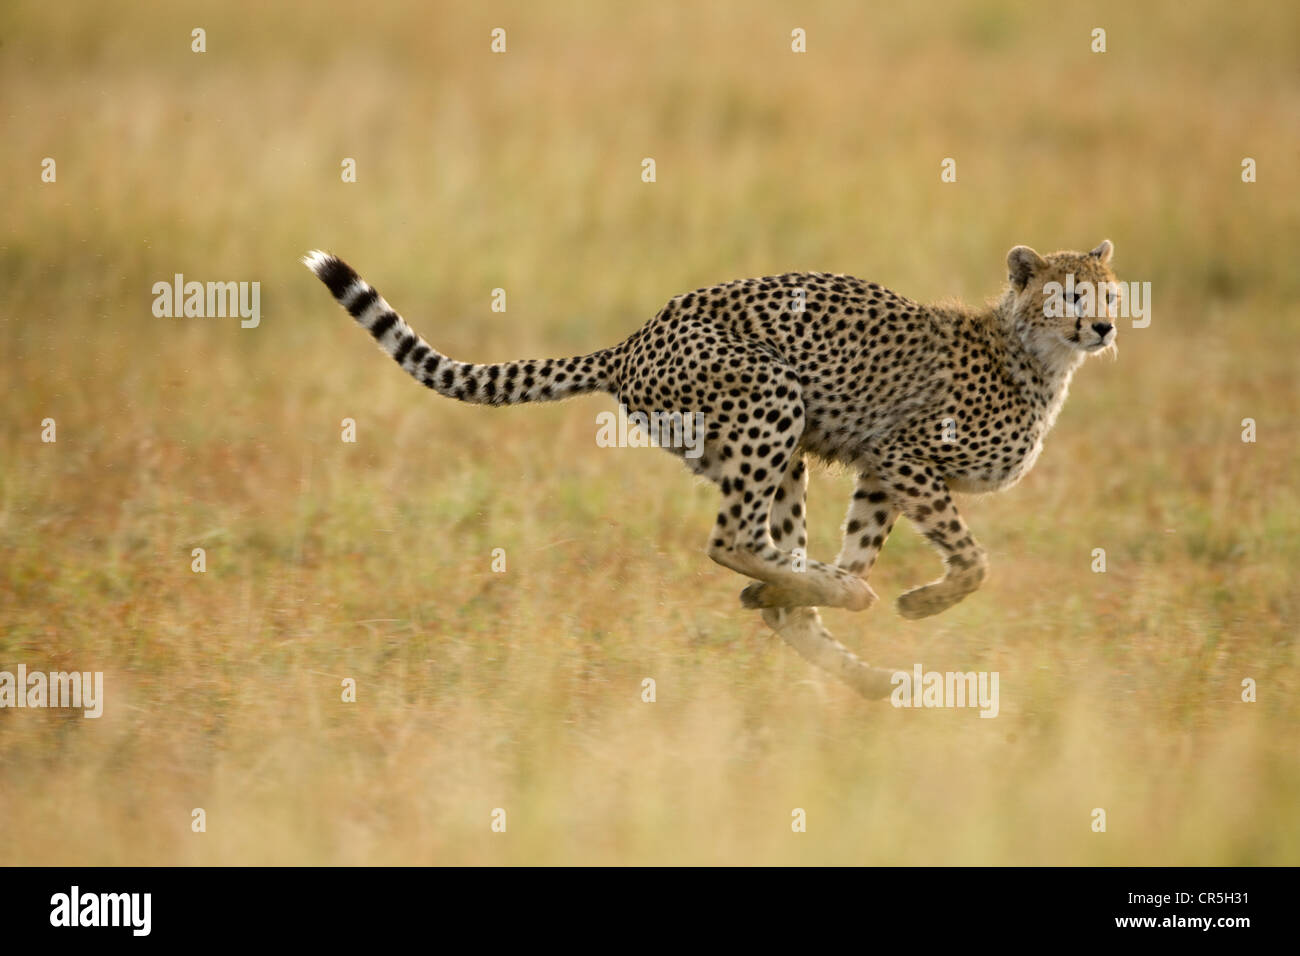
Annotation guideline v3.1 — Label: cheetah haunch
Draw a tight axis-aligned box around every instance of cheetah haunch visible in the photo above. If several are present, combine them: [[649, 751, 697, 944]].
[[306, 242, 1119, 699]]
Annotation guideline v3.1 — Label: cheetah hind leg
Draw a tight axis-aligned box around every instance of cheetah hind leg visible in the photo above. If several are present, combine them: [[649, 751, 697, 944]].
[[750, 470, 898, 610], [738, 453, 818, 609], [702, 384, 870, 611], [737, 454, 877, 611], [741, 459, 894, 699], [760, 607, 898, 700]]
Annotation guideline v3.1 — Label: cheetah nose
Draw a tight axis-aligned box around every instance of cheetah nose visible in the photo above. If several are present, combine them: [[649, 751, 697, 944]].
[[1092, 322, 1114, 339]]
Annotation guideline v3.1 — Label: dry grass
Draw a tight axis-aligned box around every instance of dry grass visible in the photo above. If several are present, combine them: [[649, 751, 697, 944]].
[[1, 0, 1297, 864]]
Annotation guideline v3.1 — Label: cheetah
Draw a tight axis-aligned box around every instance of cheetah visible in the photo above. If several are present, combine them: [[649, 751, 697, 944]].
[[304, 241, 1119, 698]]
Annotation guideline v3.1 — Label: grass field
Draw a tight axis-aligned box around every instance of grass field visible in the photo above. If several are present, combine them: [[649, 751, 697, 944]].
[[2, 0, 1298, 865]]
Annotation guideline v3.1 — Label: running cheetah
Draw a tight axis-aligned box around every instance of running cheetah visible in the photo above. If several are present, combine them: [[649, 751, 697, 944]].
[[305, 241, 1119, 697]]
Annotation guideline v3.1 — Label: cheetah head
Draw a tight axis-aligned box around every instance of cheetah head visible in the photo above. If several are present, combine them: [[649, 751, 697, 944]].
[[1004, 240, 1120, 363]]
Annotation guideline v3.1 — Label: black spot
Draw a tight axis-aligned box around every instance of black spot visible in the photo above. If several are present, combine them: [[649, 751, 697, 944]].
[[313, 257, 359, 299], [348, 287, 378, 318], [369, 312, 399, 341], [393, 334, 417, 365]]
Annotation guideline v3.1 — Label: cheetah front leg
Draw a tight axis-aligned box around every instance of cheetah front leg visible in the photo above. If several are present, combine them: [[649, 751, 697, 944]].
[[877, 457, 988, 619], [831, 473, 899, 603]]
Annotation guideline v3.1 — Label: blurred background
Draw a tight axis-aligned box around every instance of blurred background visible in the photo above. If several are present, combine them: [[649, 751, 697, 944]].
[[1, 0, 1297, 864]]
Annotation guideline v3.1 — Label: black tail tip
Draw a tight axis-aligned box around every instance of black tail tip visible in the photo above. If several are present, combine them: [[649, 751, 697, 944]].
[[302, 250, 358, 299]]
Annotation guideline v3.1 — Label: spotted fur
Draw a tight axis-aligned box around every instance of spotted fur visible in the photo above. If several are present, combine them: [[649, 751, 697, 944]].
[[306, 242, 1118, 693]]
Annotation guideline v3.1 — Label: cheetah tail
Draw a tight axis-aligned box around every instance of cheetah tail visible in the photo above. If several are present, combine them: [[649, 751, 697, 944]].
[[303, 251, 620, 405]]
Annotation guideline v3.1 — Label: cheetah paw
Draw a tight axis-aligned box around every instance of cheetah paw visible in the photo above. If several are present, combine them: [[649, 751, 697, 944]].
[[740, 581, 806, 609], [741, 578, 876, 612], [896, 584, 961, 619]]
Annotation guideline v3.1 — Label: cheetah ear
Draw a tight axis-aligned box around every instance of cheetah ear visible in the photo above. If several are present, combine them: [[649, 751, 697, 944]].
[[1090, 239, 1114, 264], [1007, 245, 1046, 289]]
